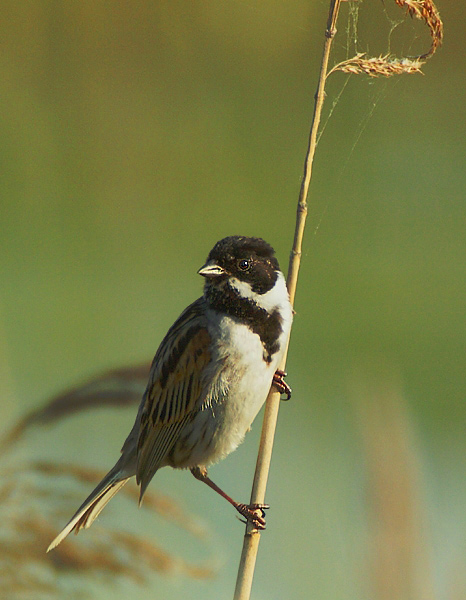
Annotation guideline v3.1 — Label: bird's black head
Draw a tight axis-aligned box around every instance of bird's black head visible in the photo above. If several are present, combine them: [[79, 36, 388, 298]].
[[198, 235, 280, 295]]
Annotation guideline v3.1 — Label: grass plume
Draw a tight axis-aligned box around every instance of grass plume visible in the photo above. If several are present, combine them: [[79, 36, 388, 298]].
[[0, 364, 149, 453], [0, 370, 216, 599], [330, 0, 443, 78]]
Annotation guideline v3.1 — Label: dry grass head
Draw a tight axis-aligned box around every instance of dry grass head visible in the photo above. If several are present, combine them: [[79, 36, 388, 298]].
[[329, 0, 443, 78], [329, 54, 424, 78], [395, 0, 443, 58], [0, 363, 150, 452], [349, 363, 435, 600], [0, 366, 217, 599]]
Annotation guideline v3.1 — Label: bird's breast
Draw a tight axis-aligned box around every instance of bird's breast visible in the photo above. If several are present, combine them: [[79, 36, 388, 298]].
[[169, 306, 291, 470], [200, 314, 285, 462]]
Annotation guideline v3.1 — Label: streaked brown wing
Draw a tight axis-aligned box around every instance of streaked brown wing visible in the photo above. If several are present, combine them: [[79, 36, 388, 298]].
[[136, 298, 211, 497]]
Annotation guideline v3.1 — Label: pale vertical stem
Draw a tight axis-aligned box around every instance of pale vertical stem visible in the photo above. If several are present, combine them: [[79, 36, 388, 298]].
[[233, 2, 342, 600]]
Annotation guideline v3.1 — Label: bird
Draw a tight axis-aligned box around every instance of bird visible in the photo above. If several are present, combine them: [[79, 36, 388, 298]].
[[47, 235, 293, 551]]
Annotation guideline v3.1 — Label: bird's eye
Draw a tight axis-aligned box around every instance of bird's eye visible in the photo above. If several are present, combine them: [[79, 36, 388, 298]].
[[238, 259, 250, 271]]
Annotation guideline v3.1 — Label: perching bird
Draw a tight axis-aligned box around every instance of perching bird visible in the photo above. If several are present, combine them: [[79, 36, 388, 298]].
[[47, 235, 292, 551]]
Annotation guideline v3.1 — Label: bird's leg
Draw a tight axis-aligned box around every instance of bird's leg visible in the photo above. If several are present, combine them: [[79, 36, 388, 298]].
[[272, 369, 292, 400], [190, 466, 269, 530]]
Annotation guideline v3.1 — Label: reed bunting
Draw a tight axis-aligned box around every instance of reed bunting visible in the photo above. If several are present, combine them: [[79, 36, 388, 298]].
[[48, 235, 292, 551]]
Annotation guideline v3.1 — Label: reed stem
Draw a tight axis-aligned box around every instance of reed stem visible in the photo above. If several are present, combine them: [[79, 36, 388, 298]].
[[233, 2, 343, 599]]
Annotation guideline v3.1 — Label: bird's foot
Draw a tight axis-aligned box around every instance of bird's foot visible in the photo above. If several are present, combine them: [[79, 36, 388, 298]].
[[273, 370, 292, 400], [235, 503, 270, 530]]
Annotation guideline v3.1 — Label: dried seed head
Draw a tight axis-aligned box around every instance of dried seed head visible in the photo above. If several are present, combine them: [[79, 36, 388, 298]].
[[395, 0, 443, 58], [329, 0, 443, 79], [330, 54, 424, 78]]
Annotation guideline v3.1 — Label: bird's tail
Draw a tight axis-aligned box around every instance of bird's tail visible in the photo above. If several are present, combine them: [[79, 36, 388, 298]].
[[47, 461, 131, 552]]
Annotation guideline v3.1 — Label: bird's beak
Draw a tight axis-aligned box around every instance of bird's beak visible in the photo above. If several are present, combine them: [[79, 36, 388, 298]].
[[198, 261, 226, 278]]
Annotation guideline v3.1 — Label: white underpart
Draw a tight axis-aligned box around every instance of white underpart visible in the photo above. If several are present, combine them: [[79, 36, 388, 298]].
[[170, 271, 293, 468]]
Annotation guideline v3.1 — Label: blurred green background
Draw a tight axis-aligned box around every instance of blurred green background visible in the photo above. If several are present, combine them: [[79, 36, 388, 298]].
[[0, 1, 464, 599]]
